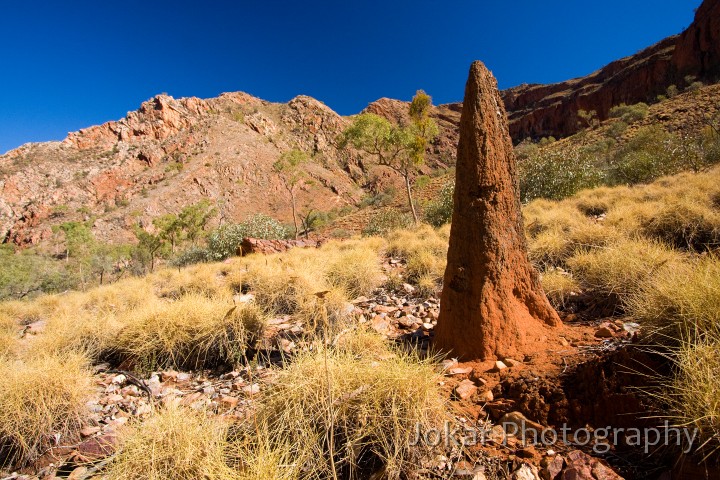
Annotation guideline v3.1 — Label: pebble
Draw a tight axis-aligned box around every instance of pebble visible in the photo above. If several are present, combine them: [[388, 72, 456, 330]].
[[454, 379, 478, 400], [494, 360, 508, 371]]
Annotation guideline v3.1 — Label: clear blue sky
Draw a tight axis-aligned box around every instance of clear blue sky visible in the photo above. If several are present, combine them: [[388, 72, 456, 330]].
[[0, 0, 701, 154]]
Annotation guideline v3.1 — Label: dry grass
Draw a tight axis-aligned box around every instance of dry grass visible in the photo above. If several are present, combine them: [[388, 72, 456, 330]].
[[245, 329, 448, 479], [628, 255, 720, 341], [325, 240, 384, 298], [664, 337, 720, 460], [567, 239, 684, 302], [386, 225, 447, 288], [540, 270, 580, 309], [0, 313, 17, 358], [105, 403, 237, 480], [153, 263, 233, 298], [0, 353, 92, 469], [111, 294, 265, 371]]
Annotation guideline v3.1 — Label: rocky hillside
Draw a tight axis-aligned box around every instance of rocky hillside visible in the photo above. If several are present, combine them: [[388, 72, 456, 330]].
[[0, 92, 459, 247], [501, 0, 720, 141]]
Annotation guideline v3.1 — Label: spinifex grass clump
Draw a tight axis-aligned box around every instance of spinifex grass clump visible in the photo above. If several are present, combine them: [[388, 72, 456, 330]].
[[628, 255, 720, 342], [111, 294, 265, 371], [540, 270, 580, 309], [105, 404, 237, 480], [665, 337, 720, 460], [243, 330, 448, 479], [566, 239, 684, 306], [0, 313, 17, 358], [0, 353, 92, 469], [386, 224, 448, 293]]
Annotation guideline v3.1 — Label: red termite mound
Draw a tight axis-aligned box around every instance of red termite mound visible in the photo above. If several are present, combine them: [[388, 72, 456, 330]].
[[434, 61, 561, 361]]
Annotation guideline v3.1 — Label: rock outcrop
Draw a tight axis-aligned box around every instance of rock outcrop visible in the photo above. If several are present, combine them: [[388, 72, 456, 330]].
[[434, 61, 560, 361], [239, 237, 325, 256], [501, 0, 720, 141], [0, 89, 460, 247]]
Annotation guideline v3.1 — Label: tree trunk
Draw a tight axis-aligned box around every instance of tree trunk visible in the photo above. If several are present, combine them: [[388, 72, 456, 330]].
[[434, 61, 561, 361], [404, 174, 419, 224], [290, 191, 299, 239]]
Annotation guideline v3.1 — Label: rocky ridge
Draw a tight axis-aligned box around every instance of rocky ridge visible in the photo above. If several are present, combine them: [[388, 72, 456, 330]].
[[500, 0, 720, 140]]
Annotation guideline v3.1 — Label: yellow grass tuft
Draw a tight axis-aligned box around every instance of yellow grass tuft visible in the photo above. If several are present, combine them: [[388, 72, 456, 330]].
[[245, 331, 448, 479], [664, 337, 720, 459], [325, 241, 384, 299], [566, 239, 684, 302], [628, 255, 720, 340], [0, 313, 18, 358], [111, 294, 265, 371], [386, 225, 447, 288], [540, 270, 580, 309], [0, 353, 92, 469], [105, 404, 237, 480]]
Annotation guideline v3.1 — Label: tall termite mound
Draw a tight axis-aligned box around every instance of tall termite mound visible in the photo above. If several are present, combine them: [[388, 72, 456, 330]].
[[434, 61, 561, 361]]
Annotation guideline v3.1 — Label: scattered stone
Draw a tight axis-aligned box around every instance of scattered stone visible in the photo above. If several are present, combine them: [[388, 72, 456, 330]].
[[403, 283, 416, 294], [562, 450, 623, 480], [494, 361, 508, 372], [540, 455, 564, 480], [219, 396, 240, 409], [241, 384, 261, 396], [512, 464, 541, 480], [110, 374, 126, 385], [504, 358, 522, 368], [594, 326, 614, 338], [76, 433, 119, 461], [447, 366, 474, 375], [479, 390, 494, 402], [454, 379, 478, 400], [80, 426, 101, 437], [67, 467, 88, 480]]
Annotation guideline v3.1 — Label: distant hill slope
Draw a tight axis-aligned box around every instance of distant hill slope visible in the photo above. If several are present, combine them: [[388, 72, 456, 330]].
[[0, 93, 459, 247]]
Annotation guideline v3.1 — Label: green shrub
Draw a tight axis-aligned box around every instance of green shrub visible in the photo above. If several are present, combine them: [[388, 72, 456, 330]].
[[608, 102, 649, 123], [0, 249, 76, 300], [362, 209, 413, 236], [424, 181, 454, 227], [171, 247, 210, 267], [206, 214, 289, 260], [519, 148, 605, 202], [608, 126, 682, 185]]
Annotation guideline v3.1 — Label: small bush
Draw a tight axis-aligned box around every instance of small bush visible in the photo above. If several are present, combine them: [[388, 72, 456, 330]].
[[171, 246, 210, 267], [112, 294, 265, 371], [0, 353, 92, 469], [325, 245, 383, 298], [244, 250, 351, 331], [424, 181, 454, 227], [519, 148, 604, 202], [540, 270, 580, 309], [386, 225, 447, 286], [664, 337, 720, 458], [106, 404, 236, 480], [207, 214, 289, 261], [608, 126, 682, 185], [638, 198, 720, 250], [608, 102, 649, 123], [0, 314, 17, 358], [362, 209, 413, 236]]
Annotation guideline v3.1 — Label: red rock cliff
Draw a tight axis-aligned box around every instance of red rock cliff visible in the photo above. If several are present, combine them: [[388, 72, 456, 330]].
[[501, 0, 720, 141]]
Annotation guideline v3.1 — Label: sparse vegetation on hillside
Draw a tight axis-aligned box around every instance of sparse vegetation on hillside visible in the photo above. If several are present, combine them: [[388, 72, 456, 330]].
[[340, 90, 439, 224], [518, 97, 720, 203]]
